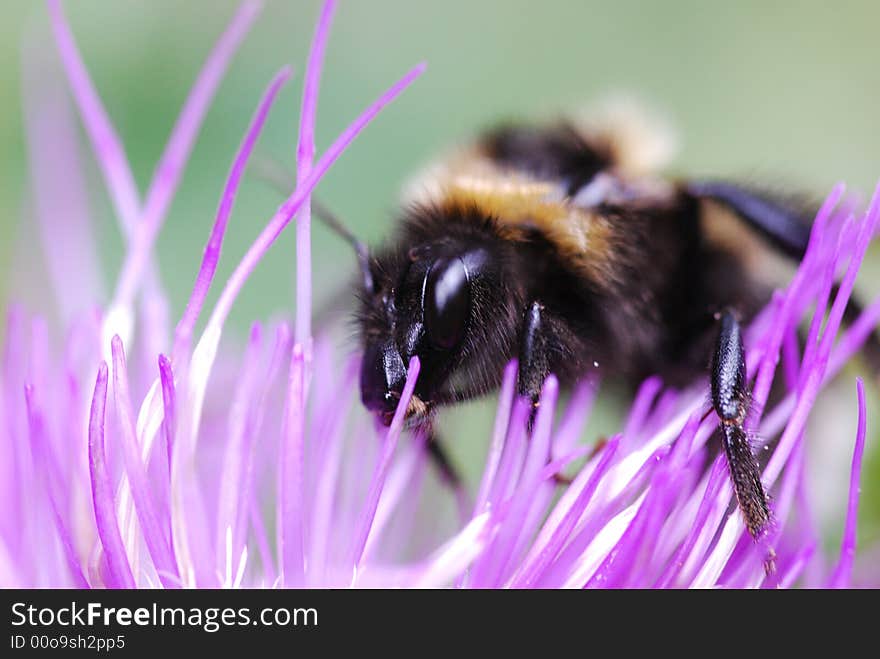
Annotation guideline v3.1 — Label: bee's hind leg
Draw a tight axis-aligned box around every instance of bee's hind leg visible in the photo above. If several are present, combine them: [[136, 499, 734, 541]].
[[711, 309, 775, 573]]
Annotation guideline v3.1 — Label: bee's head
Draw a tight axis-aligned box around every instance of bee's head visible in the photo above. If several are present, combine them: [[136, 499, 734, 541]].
[[358, 240, 487, 424], [357, 209, 523, 425]]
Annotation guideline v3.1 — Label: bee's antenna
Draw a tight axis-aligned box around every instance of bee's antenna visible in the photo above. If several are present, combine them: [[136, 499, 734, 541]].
[[251, 156, 374, 293], [311, 200, 374, 294]]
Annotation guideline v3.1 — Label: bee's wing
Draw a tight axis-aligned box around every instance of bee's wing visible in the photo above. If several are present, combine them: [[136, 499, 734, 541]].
[[691, 180, 880, 377], [687, 181, 812, 258]]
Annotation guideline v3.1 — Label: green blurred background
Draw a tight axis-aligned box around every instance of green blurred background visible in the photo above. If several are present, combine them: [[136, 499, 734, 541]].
[[1, 0, 879, 550]]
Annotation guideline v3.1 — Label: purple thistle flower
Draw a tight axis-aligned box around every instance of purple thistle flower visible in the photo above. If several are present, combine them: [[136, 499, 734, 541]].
[[2, 0, 877, 589]]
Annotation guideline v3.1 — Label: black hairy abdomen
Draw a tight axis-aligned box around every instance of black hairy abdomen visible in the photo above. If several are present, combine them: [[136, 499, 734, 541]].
[[482, 123, 610, 196]]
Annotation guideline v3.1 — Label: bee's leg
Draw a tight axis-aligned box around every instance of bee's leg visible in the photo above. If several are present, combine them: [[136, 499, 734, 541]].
[[517, 302, 552, 428], [711, 310, 775, 571], [425, 431, 462, 489], [516, 301, 582, 487], [423, 427, 471, 521]]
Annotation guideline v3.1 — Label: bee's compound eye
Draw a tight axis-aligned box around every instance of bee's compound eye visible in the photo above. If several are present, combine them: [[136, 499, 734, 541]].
[[424, 257, 470, 350]]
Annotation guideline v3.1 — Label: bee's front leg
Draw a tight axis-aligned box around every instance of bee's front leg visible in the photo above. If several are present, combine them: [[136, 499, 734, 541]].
[[516, 301, 580, 486], [423, 426, 461, 488], [516, 301, 581, 426], [517, 301, 551, 423], [417, 422, 470, 520]]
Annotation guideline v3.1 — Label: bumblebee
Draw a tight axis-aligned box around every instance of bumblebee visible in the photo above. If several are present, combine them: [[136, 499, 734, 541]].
[[312, 105, 870, 551]]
